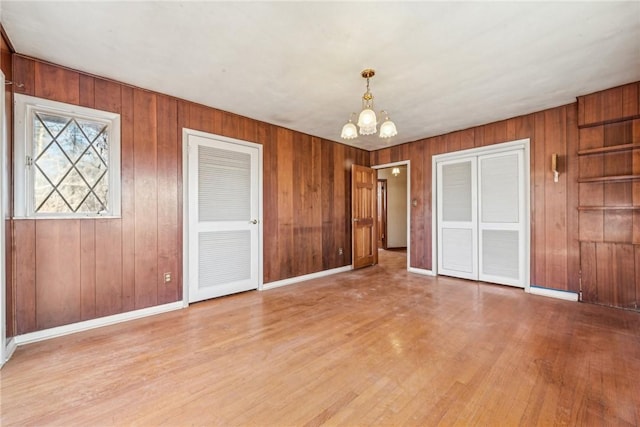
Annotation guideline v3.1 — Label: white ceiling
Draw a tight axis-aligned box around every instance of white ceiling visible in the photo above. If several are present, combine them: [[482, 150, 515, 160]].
[[1, 1, 639, 151]]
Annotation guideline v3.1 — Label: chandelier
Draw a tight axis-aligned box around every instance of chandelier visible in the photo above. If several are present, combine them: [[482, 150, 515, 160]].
[[341, 69, 398, 140]]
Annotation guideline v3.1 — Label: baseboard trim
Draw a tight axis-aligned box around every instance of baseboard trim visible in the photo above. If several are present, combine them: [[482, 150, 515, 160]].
[[14, 301, 184, 346], [528, 286, 578, 302], [262, 265, 353, 291], [1, 337, 17, 367], [407, 267, 435, 276]]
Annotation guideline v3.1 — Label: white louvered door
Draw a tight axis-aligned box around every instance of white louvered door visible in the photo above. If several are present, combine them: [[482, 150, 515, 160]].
[[435, 144, 526, 288], [437, 158, 478, 280], [478, 151, 525, 287], [187, 132, 261, 303]]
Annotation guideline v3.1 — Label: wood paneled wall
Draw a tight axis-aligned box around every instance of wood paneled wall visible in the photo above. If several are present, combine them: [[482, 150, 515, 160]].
[[11, 55, 368, 334], [577, 82, 640, 310], [371, 105, 581, 292], [1, 31, 14, 337]]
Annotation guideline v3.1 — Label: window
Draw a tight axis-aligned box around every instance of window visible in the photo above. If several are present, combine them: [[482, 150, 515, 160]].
[[14, 94, 121, 218]]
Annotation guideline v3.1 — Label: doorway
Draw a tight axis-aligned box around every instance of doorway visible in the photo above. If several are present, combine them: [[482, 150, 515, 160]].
[[432, 139, 530, 289], [183, 129, 263, 303], [373, 162, 410, 269]]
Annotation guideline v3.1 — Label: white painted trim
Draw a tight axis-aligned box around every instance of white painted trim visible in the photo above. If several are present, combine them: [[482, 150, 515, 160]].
[[372, 160, 411, 271], [431, 138, 531, 292], [3, 338, 17, 365], [13, 93, 121, 219], [14, 302, 184, 346], [0, 70, 5, 367], [407, 267, 435, 276], [527, 286, 579, 302], [181, 128, 264, 305], [261, 265, 353, 291]]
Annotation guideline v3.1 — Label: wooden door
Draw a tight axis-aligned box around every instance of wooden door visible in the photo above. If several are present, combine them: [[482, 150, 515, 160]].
[[352, 165, 377, 269], [187, 131, 261, 303], [377, 179, 387, 249]]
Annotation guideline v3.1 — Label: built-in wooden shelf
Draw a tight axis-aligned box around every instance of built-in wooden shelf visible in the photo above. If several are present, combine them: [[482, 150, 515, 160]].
[[578, 175, 640, 183], [577, 143, 640, 156], [578, 206, 640, 211]]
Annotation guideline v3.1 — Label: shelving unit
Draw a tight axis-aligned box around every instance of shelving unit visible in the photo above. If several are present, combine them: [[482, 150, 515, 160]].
[[577, 143, 639, 156], [577, 142, 639, 211], [576, 82, 639, 312]]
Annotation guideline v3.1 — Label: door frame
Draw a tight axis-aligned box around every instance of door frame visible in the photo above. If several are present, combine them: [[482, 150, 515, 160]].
[[181, 128, 263, 306], [431, 139, 530, 291], [372, 161, 411, 271], [377, 179, 387, 249]]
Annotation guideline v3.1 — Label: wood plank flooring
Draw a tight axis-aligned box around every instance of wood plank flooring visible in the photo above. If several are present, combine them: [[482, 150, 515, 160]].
[[2, 249, 639, 426]]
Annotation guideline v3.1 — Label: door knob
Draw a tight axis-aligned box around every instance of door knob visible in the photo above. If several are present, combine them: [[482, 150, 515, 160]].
[[250, 219, 258, 224]]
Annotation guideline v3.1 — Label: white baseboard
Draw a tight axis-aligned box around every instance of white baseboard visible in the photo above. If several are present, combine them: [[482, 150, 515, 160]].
[[407, 267, 435, 276], [261, 265, 353, 291], [1, 337, 17, 367], [528, 286, 578, 302], [14, 301, 184, 346]]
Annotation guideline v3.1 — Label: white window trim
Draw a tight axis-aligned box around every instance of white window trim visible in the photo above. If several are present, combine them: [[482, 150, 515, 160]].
[[14, 94, 121, 219]]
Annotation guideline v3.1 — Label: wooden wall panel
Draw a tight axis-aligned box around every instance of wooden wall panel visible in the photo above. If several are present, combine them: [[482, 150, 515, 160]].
[[565, 104, 580, 292], [578, 82, 640, 127], [580, 242, 597, 303], [276, 128, 294, 279], [2, 31, 15, 337], [80, 220, 96, 320], [336, 144, 350, 265], [94, 219, 123, 318], [262, 125, 279, 283], [531, 112, 547, 287], [35, 220, 81, 329], [78, 74, 95, 108], [132, 89, 158, 309], [543, 107, 568, 289], [14, 220, 35, 334], [120, 86, 136, 312], [156, 95, 179, 305], [34, 61, 79, 104], [292, 136, 323, 276]]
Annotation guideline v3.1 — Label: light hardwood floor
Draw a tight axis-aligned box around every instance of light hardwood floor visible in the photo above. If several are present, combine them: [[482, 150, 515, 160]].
[[2, 249, 639, 426]]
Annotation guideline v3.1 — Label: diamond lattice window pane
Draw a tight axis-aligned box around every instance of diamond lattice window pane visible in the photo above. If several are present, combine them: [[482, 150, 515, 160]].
[[34, 116, 53, 154], [35, 143, 71, 185], [93, 174, 109, 205], [76, 150, 107, 187], [94, 132, 109, 164], [57, 169, 90, 211], [34, 169, 55, 209], [56, 119, 90, 163], [29, 105, 115, 216], [77, 119, 107, 143], [39, 191, 70, 213], [36, 113, 69, 139], [78, 192, 105, 213]]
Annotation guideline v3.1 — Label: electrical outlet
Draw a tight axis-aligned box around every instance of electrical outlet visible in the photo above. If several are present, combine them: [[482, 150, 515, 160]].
[[164, 272, 171, 283], [338, 247, 344, 255]]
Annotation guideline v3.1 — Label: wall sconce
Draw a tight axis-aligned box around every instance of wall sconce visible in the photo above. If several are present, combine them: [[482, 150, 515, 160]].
[[392, 167, 401, 176], [551, 154, 559, 183]]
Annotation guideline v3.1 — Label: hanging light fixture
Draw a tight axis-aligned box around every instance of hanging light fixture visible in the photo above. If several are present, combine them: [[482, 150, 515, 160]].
[[341, 69, 397, 140], [392, 167, 401, 176]]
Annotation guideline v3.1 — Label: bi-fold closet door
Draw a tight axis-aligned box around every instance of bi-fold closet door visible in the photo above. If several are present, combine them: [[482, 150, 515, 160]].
[[437, 148, 526, 288]]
